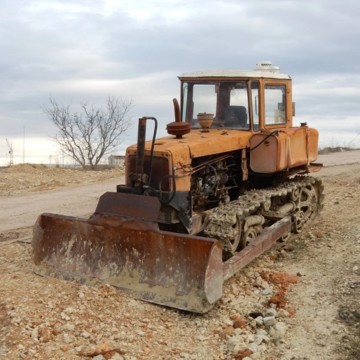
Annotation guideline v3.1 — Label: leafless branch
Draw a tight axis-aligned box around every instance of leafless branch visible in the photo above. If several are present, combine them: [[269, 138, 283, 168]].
[[45, 97, 132, 169]]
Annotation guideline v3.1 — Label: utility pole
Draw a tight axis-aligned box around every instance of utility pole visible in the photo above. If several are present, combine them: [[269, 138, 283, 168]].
[[23, 126, 25, 163], [6, 138, 14, 166]]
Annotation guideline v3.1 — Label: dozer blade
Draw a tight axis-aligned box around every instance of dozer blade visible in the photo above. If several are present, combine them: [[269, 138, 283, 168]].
[[32, 192, 292, 313], [32, 192, 224, 313]]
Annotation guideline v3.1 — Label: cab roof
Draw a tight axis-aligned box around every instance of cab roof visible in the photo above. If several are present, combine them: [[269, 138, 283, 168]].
[[178, 61, 291, 81]]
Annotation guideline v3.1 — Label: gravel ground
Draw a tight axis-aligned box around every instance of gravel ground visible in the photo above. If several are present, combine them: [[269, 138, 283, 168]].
[[0, 155, 359, 360]]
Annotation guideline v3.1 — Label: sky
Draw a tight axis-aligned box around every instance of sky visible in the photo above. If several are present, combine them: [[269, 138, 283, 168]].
[[1, 0, 360, 166]]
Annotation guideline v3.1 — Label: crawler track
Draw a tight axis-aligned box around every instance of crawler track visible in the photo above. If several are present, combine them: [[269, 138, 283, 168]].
[[204, 176, 324, 256]]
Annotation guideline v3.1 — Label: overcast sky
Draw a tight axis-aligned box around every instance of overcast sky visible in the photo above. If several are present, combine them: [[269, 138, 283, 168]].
[[1, 0, 359, 165]]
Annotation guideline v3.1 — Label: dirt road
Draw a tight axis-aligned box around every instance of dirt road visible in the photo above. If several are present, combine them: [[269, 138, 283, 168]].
[[318, 149, 360, 166], [0, 152, 359, 360], [0, 178, 123, 232]]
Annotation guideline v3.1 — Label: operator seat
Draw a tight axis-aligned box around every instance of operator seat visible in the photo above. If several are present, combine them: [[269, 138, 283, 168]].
[[222, 106, 248, 128]]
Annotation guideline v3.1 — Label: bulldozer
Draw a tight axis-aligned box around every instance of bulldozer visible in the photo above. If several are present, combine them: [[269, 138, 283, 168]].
[[32, 61, 324, 313]]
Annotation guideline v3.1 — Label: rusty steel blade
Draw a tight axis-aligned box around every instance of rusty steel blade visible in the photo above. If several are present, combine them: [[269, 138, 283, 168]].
[[32, 192, 293, 313], [32, 193, 223, 313]]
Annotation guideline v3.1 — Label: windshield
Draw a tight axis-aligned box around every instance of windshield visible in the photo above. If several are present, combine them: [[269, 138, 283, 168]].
[[182, 81, 250, 129]]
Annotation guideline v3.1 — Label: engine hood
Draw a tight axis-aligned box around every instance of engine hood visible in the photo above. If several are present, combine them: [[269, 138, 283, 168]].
[[127, 128, 253, 166]]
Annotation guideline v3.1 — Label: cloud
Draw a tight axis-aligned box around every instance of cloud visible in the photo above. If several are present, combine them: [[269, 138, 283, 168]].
[[1, 0, 360, 165]]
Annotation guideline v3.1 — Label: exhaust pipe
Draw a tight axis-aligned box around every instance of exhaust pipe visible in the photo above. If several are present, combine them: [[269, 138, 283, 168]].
[[132, 117, 158, 194]]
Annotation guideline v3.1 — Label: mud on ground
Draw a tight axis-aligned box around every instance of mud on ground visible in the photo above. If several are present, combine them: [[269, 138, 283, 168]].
[[0, 160, 359, 359]]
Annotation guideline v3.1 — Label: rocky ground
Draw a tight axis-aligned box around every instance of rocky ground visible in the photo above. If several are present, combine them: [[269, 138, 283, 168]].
[[0, 155, 359, 360]]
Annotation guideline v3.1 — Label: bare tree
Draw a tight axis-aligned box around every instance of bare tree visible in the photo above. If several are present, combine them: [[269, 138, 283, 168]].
[[46, 97, 132, 169]]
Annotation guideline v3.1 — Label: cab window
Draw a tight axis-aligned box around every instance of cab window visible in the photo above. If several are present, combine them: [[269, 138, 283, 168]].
[[264, 85, 286, 125], [251, 81, 260, 130], [220, 83, 249, 129], [182, 81, 250, 129], [192, 84, 217, 119]]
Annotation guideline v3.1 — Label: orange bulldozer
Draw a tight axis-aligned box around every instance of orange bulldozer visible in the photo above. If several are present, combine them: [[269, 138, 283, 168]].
[[33, 61, 323, 313]]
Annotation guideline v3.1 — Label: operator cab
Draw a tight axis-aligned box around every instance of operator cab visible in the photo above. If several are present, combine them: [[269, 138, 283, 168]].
[[179, 61, 293, 132]]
